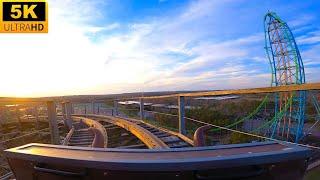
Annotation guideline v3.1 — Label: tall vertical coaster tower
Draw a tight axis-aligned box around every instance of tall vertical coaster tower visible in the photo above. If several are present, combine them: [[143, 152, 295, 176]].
[[264, 12, 306, 142]]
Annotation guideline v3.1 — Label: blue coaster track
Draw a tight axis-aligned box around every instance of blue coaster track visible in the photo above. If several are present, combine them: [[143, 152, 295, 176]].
[[264, 12, 306, 142]]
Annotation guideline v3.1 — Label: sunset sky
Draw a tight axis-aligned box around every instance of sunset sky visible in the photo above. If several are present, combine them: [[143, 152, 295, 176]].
[[0, 0, 319, 97]]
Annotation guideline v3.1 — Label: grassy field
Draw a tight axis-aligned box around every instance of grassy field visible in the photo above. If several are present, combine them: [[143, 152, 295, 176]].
[[304, 167, 320, 180]]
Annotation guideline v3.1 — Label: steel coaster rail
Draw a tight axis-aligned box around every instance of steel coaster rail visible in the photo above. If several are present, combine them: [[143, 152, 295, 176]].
[[254, 96, 293, 134], [208, 95, 270, 132], [264, 12, 307, 142]]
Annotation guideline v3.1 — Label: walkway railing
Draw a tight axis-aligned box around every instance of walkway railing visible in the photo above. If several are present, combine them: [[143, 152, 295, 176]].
[[80, 83, 320, 149], [0, 82, 319, 177]]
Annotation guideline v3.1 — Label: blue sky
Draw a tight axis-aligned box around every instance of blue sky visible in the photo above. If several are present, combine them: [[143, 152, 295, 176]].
[[0, 0, 319, 97]]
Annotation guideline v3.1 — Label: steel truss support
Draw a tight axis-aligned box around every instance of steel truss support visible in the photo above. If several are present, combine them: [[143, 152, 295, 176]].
[[264, 12, 306, 142]]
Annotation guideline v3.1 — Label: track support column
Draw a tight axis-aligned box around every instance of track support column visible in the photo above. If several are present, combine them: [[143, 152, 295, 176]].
[[114, 100, 118, 116], [34, 106, 39, 130], [16, 105, 22, 130], [140, 98, 144, 120], [65, 102, 73, 129], [65, 102, 72, 120], [61, 102, 66, 119], [178, 96, 186, 135], [47, 101, 60, 145], [91, 101, 95, 114]]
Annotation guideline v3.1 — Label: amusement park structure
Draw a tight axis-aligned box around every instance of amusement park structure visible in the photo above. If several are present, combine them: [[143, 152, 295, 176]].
[[264, 12, 320, 143], [217, 12, 319, 143], [264, 12, 306, 143], [258, 12, 305, 143]]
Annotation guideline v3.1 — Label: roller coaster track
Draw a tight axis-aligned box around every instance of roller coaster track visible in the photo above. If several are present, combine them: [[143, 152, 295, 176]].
[[212, 11, 320, 143], [64, 114, 192, 149], [264, 12, 307, 142], [62, 116, 107, 147], [208, 94, 292, 139], [210, 95, 270, 132], [254, 96, 293, 135], [63, 126, 95, 147]]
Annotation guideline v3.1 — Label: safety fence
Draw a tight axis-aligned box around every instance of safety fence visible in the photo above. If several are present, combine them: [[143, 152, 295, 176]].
[[99, 84, 320, 149]]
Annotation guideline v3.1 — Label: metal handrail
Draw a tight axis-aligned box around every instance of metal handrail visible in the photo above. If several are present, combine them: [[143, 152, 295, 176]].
[[62, 127, 75, 146], [119, 82, 320, 100]]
